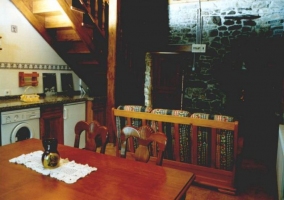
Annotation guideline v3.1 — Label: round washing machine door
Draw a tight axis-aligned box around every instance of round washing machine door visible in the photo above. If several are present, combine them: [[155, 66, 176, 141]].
[[10, 122, 35, 143]]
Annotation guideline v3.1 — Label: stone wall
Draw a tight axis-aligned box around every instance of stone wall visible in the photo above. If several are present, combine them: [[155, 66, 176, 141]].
[[168, 0, 284, 116]]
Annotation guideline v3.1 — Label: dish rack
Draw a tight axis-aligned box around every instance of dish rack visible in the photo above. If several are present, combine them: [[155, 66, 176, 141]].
[[20, 86, 40, 103], [19, 72, 39, 87]]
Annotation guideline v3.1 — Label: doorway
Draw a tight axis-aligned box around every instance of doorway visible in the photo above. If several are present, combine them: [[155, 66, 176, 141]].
[[146, 52, 192, 110]]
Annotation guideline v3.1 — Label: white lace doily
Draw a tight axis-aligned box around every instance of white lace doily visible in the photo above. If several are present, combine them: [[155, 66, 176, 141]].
[[9, 150, 97, 184]]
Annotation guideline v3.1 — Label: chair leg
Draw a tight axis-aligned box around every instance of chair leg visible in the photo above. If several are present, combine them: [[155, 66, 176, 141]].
[[115, 139, 120, 157]]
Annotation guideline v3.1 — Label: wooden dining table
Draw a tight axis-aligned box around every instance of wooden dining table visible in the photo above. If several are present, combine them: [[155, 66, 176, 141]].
[[0, 139, 195, 200]]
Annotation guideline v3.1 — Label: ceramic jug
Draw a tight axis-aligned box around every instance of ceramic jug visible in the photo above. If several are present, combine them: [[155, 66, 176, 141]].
[[42, 138, 60, 168]]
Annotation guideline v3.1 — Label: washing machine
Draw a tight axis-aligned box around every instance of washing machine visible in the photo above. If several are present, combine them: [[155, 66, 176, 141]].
[[1, 107, 40, 146]]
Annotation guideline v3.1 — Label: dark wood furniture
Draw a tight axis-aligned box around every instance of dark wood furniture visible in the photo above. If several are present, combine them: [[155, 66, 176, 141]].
[[0, 139, 195, 200], [40, 105, 64, 144], [120, 125, 167, 166], [113, 108, 240, 195], [74, 120, 108, 153], [151, 53, 184, 110]]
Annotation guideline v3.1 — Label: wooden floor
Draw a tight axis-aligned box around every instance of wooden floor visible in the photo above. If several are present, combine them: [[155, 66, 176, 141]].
[[102, 143, 278, 200]]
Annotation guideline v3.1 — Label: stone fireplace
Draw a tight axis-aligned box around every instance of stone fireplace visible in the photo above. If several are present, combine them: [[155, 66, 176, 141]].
[[142, 0, 284, 168], [167, 0, 284, 117]]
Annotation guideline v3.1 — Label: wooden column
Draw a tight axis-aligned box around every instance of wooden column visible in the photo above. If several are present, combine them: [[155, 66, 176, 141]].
[[86, 100, 93, 123], [106, 0, 119, 143]]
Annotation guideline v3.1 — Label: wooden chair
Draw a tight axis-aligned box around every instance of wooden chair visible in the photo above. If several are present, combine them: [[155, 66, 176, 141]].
[[120, 125, 167, 166], [74, 120, 108, 154], [112, 105, 152, 157]]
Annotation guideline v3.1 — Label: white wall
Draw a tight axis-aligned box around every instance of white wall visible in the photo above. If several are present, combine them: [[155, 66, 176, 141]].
[[0, 0, 80, 96]]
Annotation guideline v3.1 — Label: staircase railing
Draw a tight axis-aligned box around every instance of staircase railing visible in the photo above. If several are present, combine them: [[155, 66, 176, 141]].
[[80, 0, 109, 38]]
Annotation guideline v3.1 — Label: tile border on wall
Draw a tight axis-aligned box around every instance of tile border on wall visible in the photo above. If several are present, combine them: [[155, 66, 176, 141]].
[[0, 62, 71, 71]]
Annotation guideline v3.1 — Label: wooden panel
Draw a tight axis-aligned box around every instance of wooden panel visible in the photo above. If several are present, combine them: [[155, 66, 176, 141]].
[[93, 101, 106, 125]]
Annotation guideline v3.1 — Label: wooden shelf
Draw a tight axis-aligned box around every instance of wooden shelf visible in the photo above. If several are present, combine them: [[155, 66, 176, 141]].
[[19, 72, 39, 87]]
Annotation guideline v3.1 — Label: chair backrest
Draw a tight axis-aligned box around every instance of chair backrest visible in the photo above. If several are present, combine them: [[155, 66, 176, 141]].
[[112, 105, 152, 156], [120, 125, 167, 166], [74, 120, 108, 154]]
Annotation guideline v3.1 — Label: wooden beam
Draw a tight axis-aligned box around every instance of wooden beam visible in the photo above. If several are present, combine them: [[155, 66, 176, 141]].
[[149, 44, 192, 54], [106, 0, 119, 143]]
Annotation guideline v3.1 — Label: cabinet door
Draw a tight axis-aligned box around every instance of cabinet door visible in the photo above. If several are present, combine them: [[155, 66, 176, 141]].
[[63, 102, 86, 148], [40, 105, 63, 144]]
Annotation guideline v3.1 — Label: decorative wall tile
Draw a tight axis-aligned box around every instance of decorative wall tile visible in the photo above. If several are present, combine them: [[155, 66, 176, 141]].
[[0, 62, 71, 71]]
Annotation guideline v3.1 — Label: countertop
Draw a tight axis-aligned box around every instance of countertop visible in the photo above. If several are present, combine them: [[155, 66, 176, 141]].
[[0, 95, 94, 112]]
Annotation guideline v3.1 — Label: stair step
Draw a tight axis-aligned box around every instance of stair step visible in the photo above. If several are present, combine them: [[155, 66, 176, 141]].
[[56, 28, 81, 41], [45, 14, 73, 28], [67, 41, 90, 53], [33, 0, 60, 14], [79, 60, 99, 65], [53, 41, 90, 53], [64, 53, 100, 63]]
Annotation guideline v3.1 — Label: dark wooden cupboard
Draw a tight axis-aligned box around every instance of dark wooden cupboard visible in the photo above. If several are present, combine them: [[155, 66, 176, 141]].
[[40, 105, 64, 144], [151, 53, 190, 110]]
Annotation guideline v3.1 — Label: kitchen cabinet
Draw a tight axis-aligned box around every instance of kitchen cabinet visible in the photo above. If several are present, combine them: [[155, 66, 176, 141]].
[[40, 101, 86, 146], [92, 98, 106, 125], [63, 102, 86, 148], [40, 105, 64, 144]]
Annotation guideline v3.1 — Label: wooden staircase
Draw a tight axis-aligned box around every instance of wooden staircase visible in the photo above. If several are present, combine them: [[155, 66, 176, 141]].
[[10, 0, 109, 96]]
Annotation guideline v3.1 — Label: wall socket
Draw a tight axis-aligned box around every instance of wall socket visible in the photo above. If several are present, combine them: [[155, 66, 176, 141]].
[[4, 89, 11, 96]]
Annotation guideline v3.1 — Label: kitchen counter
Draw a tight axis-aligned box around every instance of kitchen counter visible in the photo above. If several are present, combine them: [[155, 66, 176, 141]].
[[0, 95, 94, 112]]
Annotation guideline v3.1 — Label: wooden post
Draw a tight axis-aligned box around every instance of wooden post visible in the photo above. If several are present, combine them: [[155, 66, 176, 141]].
[[106, 0, 119, 143], [86, 100, 93, 123]]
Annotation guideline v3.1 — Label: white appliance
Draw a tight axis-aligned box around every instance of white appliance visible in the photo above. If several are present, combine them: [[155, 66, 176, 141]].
[[1, 107, 40, 146], [277, 125, 284, 200], [63, 102, 86, 148]]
